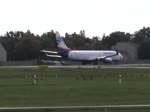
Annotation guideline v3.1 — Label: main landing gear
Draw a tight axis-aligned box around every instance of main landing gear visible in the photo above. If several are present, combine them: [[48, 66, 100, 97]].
[[82, 61, 98, 65]]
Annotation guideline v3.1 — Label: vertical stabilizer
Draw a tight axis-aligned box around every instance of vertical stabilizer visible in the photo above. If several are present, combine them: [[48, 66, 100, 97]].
[[55, 31, 70, 50]]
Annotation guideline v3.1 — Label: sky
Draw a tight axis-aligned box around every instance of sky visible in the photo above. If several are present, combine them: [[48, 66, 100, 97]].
[[0, 0, 150, 38]]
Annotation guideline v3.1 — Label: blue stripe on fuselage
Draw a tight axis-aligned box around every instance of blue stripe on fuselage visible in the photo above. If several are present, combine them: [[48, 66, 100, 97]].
[[58, 49, 69, 58]]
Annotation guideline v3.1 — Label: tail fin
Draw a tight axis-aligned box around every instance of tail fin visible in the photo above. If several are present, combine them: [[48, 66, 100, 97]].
[[55, 31, 70, 50]]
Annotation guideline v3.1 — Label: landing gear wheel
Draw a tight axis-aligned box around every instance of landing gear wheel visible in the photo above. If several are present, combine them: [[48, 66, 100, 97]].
[[82, 61, 86, 65], [93, 61, 98, 65]]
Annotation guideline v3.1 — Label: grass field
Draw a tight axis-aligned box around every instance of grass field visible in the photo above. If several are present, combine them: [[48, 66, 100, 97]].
[[0, 67, 150, 111]]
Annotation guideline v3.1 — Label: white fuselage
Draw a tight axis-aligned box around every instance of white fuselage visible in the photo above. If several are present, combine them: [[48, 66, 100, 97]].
[[68, 50, 123, 61]]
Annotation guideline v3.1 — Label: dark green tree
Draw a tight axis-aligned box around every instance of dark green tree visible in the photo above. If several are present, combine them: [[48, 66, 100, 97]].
[[102, 31, 131, 49], [133, 27, 150, 43], [138, 39, 150, 59], [64, 32, 85, 49], [40, 30, 57, 50], [92, 37, 106, 50], [14, 31, 41, 60]]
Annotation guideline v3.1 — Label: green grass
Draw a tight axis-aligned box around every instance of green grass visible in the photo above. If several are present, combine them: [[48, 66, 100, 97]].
[[0, 68, 150, 107]]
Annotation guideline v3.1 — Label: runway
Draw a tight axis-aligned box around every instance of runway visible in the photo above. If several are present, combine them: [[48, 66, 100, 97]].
[[51, 63, 150, 69], [1, 104, 150, 110], [1, 64, 150, 69], [45, 63, 150, 69]]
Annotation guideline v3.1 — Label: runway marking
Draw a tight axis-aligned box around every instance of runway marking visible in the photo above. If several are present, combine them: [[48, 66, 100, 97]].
[[1, 105, 150, 110]]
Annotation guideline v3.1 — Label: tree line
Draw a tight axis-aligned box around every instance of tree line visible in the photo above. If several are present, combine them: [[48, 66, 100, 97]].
[[0, 27, 150, 61]]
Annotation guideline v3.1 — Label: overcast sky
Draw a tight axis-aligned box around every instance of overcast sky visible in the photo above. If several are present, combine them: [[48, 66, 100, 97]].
[[0, 0, 150, 37]]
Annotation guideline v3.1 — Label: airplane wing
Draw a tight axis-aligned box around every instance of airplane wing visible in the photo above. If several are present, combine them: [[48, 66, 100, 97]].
[[98, 54, 117, 60], [98, 49, 119, 59]]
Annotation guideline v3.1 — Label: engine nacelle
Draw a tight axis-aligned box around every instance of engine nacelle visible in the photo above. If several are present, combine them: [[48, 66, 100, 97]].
[[102, 58, 113, 63]]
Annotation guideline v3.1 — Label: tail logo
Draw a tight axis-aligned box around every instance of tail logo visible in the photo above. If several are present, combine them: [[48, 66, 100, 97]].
[[56, 36, 62, 44]]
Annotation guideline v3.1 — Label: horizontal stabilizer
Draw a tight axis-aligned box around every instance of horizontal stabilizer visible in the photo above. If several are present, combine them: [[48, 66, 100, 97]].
[[40, 50, 58, 54], [47, 55, 62, 58]]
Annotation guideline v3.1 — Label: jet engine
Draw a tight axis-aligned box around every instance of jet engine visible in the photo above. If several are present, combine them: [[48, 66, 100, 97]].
[[102, 58, 113, 63]]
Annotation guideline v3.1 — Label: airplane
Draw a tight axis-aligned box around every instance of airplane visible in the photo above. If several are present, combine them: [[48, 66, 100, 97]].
[[41, 31, 123, 65]]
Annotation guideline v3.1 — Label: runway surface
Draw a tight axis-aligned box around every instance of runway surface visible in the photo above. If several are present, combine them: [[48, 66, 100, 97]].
[[1, 64, 150, 69], [1, 104, 150, 110]]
